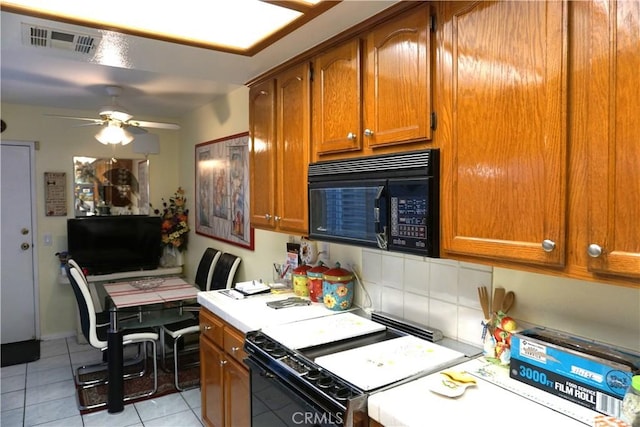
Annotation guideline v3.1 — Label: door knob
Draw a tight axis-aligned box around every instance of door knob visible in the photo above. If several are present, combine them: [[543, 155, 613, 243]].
[[264, 214, 272, 220], [21, 228, 29, 235], [21, 242, 30, 250], [541, 239, 556, 252], [347, 132, 357, 141], [364, 129, 374, 137], [587, 244, 603, 258]]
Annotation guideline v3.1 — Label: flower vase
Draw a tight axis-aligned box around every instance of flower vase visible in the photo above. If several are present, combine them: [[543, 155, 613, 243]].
[[160, 246, 180, 268]]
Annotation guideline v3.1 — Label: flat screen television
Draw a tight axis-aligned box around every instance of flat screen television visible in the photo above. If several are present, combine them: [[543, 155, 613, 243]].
[[67, 216, 162, 275]]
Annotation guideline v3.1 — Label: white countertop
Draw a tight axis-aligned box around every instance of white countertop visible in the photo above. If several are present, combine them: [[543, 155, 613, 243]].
[[197, 289, 340, 333], [368, 357, 601, 427]]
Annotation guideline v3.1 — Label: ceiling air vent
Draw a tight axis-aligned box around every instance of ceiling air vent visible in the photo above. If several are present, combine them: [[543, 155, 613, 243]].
[[21, 23, 100, 54]]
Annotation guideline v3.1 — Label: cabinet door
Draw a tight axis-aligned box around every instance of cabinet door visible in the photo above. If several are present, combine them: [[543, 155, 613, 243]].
[[276, 63, 310, 234], [223, 357, 250, 427], [587, 0, 640, 278], [249, 80, 277, 229], [200, 336, 224, 427], [313, 39, 363, 156], [364, 6, 432, 148], [440, 1, 568, 266]]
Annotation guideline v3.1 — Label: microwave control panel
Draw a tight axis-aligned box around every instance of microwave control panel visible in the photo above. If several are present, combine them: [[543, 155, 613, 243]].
[[390, 196, 427, 250], [388, 176, 433, 254]]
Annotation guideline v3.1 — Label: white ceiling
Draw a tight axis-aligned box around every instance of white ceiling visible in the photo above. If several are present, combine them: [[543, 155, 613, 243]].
[[1, 1, 397, 121]]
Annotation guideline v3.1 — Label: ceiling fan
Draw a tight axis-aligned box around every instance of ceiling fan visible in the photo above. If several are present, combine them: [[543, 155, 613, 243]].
[[47, 86, 180, 145]]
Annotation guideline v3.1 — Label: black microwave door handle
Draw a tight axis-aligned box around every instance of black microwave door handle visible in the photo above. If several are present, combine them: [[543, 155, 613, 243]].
[[374, 185, 388, 250]]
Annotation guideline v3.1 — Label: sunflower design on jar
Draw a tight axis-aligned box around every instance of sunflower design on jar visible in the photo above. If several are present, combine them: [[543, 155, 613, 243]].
[[324, 293, 336, 309], [322, 263, 354, 311]]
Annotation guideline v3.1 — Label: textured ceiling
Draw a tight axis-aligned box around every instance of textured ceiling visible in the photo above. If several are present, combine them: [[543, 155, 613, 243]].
[[1, 2, 396, 121]]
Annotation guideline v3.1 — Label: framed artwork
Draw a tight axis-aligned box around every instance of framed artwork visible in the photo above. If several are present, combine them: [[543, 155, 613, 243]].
[[195, 132, 254, 250], [44, 172, 67, 216]]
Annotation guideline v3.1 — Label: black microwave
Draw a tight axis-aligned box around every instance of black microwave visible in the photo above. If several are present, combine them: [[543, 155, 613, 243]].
[[308, 149, 439, 257]]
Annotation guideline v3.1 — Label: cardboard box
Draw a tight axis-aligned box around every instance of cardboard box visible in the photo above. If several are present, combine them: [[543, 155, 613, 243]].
[[510, 327, 640, 418]]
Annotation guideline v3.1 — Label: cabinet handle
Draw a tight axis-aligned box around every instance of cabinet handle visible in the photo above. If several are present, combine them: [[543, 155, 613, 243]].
[[231, 346, 239, 353], [364, 128, 374, 137], [203, 325, 212, 331], [220, 359, 228, 367], [274, 216, 281, 221], [541, 239, 556, 252], [587, 244, 603, 258], [264, 214, 272, 220], [347, 132, 357, 141]]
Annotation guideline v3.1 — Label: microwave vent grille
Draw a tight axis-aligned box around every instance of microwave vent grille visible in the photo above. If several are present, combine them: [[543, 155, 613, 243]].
[[371, 311, 443, 342], [309, 150, 434, 177]]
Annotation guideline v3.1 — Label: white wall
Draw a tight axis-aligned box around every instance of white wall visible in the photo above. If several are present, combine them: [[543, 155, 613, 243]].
[[1, 102, 181, 337], [176, 88, 291, 285]]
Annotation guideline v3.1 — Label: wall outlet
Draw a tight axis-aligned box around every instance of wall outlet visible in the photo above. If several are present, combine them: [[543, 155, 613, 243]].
[[319, 242, 330, 262], [43, 233, 53, 246]]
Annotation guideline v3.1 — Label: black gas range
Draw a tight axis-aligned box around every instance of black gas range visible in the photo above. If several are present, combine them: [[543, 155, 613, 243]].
[[244, 311, 469, 427]]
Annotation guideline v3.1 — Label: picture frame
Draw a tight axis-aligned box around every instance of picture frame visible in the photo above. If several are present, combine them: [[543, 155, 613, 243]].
[[195, 132, 254, 250]]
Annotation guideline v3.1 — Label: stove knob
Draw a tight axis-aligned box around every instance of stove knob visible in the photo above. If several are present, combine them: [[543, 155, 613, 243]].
[[307, 370, 322, 381], [317, 375, 334, 389]]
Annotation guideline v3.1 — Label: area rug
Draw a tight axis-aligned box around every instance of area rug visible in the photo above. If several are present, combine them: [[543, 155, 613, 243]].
[[76, 353, 199, 414]]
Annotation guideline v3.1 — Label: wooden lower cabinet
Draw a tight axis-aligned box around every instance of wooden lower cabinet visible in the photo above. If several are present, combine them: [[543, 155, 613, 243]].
[[200, 309, 250, 427]]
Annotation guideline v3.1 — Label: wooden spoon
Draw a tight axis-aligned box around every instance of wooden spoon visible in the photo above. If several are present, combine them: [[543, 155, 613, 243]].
[[477, 286, 490, 319], [492, 287, 505, 314], [502, 291, 515, 313]]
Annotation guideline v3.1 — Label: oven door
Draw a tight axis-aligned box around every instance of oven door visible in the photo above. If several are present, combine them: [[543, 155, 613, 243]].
[[246, 357, 365, 427]]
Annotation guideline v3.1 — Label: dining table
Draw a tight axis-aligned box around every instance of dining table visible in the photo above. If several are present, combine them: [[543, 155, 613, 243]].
[[102, 276, 200, 413]]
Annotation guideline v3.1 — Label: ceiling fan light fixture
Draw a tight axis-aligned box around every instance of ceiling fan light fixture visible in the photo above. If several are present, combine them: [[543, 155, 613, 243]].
[[98, 106, 132, 122], [95, 122, 134, 145]]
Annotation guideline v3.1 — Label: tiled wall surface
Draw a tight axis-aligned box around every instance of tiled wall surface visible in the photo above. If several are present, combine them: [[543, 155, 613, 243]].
[[354, 248, 640, 353], [357, 249, 493, 348]]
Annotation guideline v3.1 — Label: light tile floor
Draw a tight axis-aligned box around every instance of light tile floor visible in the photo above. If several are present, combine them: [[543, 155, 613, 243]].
[[1, 337, 203, 427]]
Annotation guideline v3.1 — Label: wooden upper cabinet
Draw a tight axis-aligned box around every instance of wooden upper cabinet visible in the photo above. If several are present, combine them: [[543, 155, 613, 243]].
[[249, 80, 277, 230], [439, 1, 568, 266], [363, 6, 432, 148], [275, 63, 310, 234], [586, 0, 640, 279], [249, 64, 310, 235], [312, 39, 362, 155], [312, 4, 432, 161]]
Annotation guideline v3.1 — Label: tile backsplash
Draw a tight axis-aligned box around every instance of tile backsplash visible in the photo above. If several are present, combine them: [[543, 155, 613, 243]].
[[355, 248, 640, 353], [358, 249, 492, 348]]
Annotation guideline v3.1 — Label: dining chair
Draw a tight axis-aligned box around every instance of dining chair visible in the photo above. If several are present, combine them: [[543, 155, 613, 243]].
[[67, 259, 143, 366], [66, 261, 159, 410], [211, 252, 242, 290], [160, 247, 223, 390]]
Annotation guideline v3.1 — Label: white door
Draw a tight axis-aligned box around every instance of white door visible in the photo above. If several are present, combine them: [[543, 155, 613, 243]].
[[1, 141, 39, 344]]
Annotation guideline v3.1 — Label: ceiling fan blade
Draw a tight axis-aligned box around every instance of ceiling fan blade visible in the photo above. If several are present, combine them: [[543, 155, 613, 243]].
[[129, 120, 180, 130], [73, 122, 105, 128], [44, 114, 103, 124], [125, 125, 148, 135]]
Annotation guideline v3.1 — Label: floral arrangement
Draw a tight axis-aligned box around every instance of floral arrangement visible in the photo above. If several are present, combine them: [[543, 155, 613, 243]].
[[154, 187, 190, 252]]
